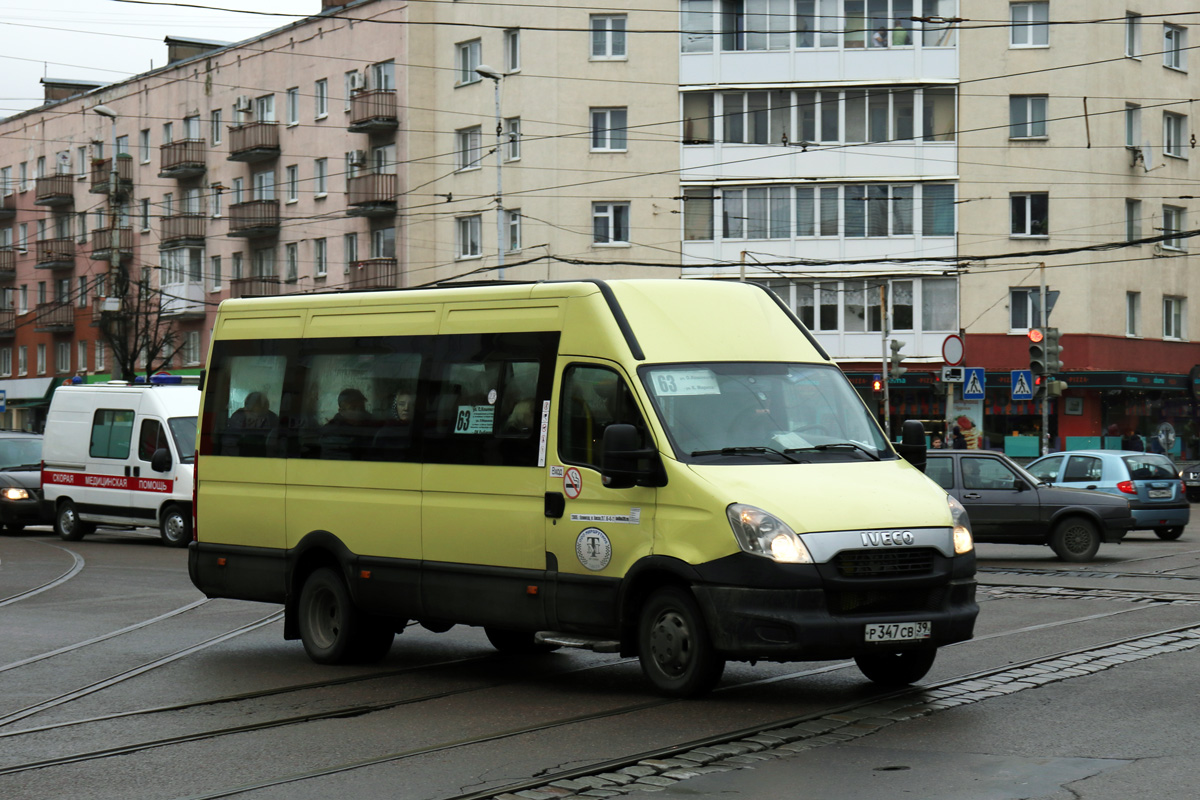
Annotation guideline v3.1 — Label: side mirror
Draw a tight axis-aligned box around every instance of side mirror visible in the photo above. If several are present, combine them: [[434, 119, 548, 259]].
[[151, 447, 173, 473], [1013, 479, 1030, 492], [601, 424, 667, 489], [894, 419, 927, 473]]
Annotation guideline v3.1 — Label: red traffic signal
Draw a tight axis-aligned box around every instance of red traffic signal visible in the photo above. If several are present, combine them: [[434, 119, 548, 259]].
[[1028, 328, 1044, 343]]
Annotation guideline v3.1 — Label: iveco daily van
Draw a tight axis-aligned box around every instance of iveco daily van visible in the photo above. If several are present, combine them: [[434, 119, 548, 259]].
[[42, 376, 199, 547], [190, 280, 977, 696]]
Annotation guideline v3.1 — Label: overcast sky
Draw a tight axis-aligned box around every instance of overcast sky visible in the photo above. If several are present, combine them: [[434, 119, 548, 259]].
[[1, 0, 306, 118]]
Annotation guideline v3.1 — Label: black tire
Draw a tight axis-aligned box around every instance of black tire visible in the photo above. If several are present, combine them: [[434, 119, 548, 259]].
[[159, 504, 192, 548], [1155, 526, 1185, 541], [855, 648, 937, 686], [484, 627, 560, 655], [297, 567, 395, 665], [55, 500, 95, 542], [637, 586, 725, 698], [1049, 517, 1100, 562]]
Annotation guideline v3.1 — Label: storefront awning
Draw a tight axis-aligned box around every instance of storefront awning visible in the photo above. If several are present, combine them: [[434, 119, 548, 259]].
[[0, 377, 57, 403]]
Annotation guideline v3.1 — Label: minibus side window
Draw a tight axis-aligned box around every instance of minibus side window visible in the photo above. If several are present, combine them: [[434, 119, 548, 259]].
[[138, 419, 167, 462], [90, 409, 135, 459], [202, 340, 290, 458], [560, 365, 648, 470]]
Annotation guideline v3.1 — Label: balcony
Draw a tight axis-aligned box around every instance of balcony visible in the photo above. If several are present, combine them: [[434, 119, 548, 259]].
[[34, 301, 75, 333], [348, 89, 399, 133], [89, 155, 134, 196], [92, 295, 119, 326], [228, 199, 280, 238], [35, 238, 75, 270], [160, 213, 207, 248], [0, 247, 15, 279], [159, 139, 207, 179], [229, 275, 281, 298], [34, 174, 75, 207], [227, 121, 280, 163], [0, 308, 14, 337], [0, 192, 14, 220], [160, 281, 207, 319], [347, 258, 399, 290], [347, 173, 398, 218], [90, 226, 134, 263]]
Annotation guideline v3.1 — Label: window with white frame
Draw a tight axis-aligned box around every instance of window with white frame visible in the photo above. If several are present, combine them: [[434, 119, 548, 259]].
[[36, 343, 45, 376], [457, 39, 481, 85], [344, 71, 357, 110], [314, 158, 328, 197], [0, 348, 11, 377], [1126, 291, 1140, 336], [211, 183, 222, 218], [1009, 287, 1045, 331], [232, 251, 244, 280], [139, 129, 151, 163], [923, 277, 958, 331], [343, 233, 357, 272], [210, 255, 222, 291], [1164, 112, 1186, 158], [505, 209, 521, 251], [286, 165, 299, 202], [1162, 205, 1185, 250], [1126, 198, 1142, 241], [77, 276, 88, 307], [1164, 24, 1187, 70], [183, 116, 200, 140], [505, 118, 521, 160], [0, 166, 10, 196], [17, 346, 26, 376], [252, 169, 275, 201], [456, 126, 482, 170], [593, 202, 630, 244], [591, 14, 627, 58], [286, 87, 300, 126], [315, 79, 328, 119], [371, 226, 395, 258], [1163, 295, 1186, 339], [1125, 103, 1141, 147], [231, 177, 244, 205], [251, 247, 276, 279], [255, 94, 275, 122], [1125, 12, 1140, 57], [457, 215, 482, 258], [1010, 2, 1049, 47], [683, 188, 714, 241], [1009, 95, 1047, 138], [1011, 192, 1049, 236], [183, 331, 201, 366], [210, 109, 222, 145], [314, 238, 327, 277], [591, 108, 628, 151], [285, 242, 299, 282], [795, 282, 840, 331], [78, 341, 87, 373], [504, 29, 520, 72], [55, 341, 70, 374]]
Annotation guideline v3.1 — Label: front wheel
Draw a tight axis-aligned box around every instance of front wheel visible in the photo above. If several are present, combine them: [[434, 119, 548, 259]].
[[1050, 517, 1100, 562], [855, 648, 937, 686], [159, 504, 191, 548], [1155, 526, 1184, 541], [637, 586, 725, 698], [55, 500, 95, 542], [298, 567, 395, 665]]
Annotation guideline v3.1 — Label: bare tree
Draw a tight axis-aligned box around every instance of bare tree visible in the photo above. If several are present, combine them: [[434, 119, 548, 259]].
[[96, 267, 180, 381]]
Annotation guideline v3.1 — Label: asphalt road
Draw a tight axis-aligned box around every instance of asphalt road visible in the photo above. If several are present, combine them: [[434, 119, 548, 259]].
[[2, 523, 1198, 800]]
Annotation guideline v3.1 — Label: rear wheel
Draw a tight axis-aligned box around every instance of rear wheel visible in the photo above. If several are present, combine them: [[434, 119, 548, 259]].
[[298, 567, 394, 664], [855, 649, 937, 686], [484, 627, 560, 655], [159, 504, 191, 548], [1049, 517, 1100, 562], [637, 586, 725, 698], [1155, 526, 1184, 541], [55, 500, 95, 542]]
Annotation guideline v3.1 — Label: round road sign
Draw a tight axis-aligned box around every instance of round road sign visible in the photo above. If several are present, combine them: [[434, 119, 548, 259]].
[[941, 334, 964, 366]]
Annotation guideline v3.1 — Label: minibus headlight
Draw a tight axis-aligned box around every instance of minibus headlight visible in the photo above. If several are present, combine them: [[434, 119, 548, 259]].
[[948, 494, 974, 554], [2, 487, 29, 501], [726, 504, 813, 564]]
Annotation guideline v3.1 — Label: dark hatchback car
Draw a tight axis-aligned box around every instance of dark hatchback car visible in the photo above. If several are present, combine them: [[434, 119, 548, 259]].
[[0, 431, 49, 534], [926, 451, 1134, 562]]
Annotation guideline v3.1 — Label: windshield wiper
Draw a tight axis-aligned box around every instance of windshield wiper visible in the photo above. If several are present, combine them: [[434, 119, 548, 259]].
[[784, 442, 881, 461], [690, 446, 803, 464], [0, 463, 42, 472]]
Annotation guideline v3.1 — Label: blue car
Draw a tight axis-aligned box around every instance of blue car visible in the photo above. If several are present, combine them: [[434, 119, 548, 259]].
[[1025, 450, 1188, 540]]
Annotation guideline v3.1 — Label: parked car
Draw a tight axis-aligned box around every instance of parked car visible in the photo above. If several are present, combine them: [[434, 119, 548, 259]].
[[926, 450, 1134, 562], [1026, 450, 1189, 540], [0, 431, 50, 534], [1182, 464, 1200, 502]]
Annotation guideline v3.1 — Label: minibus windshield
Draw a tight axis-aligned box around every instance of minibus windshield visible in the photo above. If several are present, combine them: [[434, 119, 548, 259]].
[[641, 363, 891, 464], [169, 417, 198, 462]]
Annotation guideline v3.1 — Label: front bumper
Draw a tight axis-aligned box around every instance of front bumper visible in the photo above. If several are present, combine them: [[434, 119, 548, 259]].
[[1, 496, 49, 527]]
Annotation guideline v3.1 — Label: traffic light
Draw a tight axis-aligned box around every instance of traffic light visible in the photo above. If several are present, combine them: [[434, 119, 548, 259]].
[[872, 374, 883, 392], [1046, 379, 1067, 399], [1044, 327, 1063, 373], [1028, 328, 1047, 377], [1032, 374, 1045, 400], [889, 339, 907, 379]]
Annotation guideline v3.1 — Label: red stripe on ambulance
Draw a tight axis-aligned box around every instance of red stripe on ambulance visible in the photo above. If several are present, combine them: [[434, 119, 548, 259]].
[[42, 470, 174, 494]]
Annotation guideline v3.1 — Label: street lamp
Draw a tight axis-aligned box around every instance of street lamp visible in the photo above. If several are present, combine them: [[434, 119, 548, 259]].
[[474, 64, 505, 280], [92, 104, 125, 379]]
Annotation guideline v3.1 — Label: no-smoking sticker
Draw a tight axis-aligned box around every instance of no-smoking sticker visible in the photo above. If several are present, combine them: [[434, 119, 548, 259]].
[[563, 467, 583, 499]]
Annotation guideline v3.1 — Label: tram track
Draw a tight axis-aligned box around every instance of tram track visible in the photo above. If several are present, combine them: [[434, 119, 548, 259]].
[[0, 540, 84, 608]]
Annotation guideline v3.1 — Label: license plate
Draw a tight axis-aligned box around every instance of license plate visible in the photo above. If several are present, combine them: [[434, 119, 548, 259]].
[[1185, 481, 1199, 486], [865, 621, 931, 643], [1148, 489, 1172, 499]]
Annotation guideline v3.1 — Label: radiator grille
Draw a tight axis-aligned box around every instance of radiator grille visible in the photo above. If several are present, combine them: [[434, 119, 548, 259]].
[[833, 548, 937, 578]]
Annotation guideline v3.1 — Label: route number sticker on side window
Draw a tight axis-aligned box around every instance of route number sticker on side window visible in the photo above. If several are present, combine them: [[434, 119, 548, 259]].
[[650, 369, 720, 397], [454, 404, 495, 434]]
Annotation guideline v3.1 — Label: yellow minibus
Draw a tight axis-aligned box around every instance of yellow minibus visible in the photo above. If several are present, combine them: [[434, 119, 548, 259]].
[[190, 279, 977, 696]]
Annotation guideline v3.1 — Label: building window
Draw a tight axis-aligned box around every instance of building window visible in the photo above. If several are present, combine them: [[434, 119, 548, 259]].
[[139, 129, 151, 163], [255, 94, 275, 122], [1010, 2, 1049, 47], [457, 39, 482, 85], [1009, 288, 1045, 331], [456, 126, 482, 170], [95, 342, 105, 372], [505, 118, 521, 161], [286, 165, 299, 202], [1164, 112, 1187, 158], [1163, 296, 1186, 340], [314, 238, 327, 277], [17, 346, 26, 376], [591, 14, 627, 58], [36, 343, 46, 376], [1011, 192, 1049, 237], [78, 341, 88, 373], [285, 243, 299, 282], [232, 251, 244, 280], [504, 28, 521, 72], [1164, 24, 1187, 71], [457, 215, 482, 258], [590, 108, 628, 151], [343, 233, 357, 273], [183, 331, 201, 366], [314, 158, 328, 197], [922, 277, 958, 331], [286, 87, 300, 126], [593, 202, 630, 244], [1009, 95, 1048, 138], [210, 255, 222, 291], [683, 189, 714, 241], [344, 71, 357, 111], [0, 348, 10, 377], [1162, 205, 1185, 251], [1125, 103, 1141, 147], [923, 184, 955, 236], [210, 109, 222, 145], [315, 79, 329, 119], [724, 186, 792, 239], [1126, 199, 1142, 241], [1125, 13, 1141, 57], [505, 209, 521, 251], [211, 183, 222, 218], [1126, 291, 1140, 336], [56, 341, 70, 374]]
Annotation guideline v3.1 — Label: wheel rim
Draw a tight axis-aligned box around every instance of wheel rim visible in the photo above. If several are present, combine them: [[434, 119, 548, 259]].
[[163, 514, 186, 543], [1062, 524, 1093, 554], [305, 584, 341, 650], [648, 609, 693, 678], [60, 507, 75, 535]]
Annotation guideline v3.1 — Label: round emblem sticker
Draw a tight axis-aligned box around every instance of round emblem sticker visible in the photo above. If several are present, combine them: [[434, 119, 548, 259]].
[[575, 528, 612, 571]]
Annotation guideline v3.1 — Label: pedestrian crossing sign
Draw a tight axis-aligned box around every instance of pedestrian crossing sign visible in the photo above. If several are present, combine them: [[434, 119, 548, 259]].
[[962, 367, 985, 400], [1011, 369, 1034, 400]]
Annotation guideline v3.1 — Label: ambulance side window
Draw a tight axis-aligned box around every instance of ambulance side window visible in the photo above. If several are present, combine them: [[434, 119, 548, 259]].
[[90, 409, 135, 459], [560, 365, 648, 470], [138, 419, 166, 462]]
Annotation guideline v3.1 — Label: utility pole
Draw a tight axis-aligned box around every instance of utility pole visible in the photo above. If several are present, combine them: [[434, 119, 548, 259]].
[[1040, 262, 1048, 456], [475, 65, 505, 280], [92, 105, 126, 380], [880, 283, 890, 440]]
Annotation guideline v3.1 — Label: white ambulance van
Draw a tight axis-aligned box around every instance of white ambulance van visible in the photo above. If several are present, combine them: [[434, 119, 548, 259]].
[[41, 376, 199, 547]]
